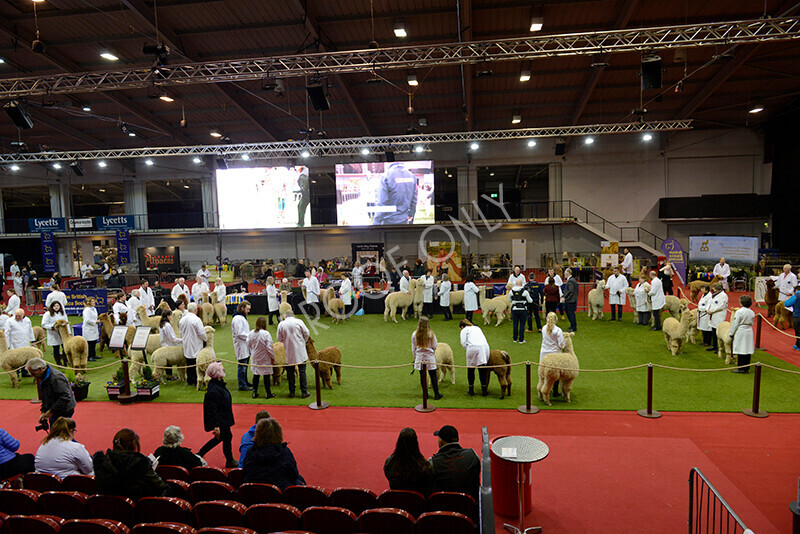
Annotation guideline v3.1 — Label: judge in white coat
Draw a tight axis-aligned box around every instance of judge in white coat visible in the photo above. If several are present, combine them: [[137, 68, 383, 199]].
[[45, 286, 68, 315], [276, 311, 310, 398], [352, 261, 364, 290], [264, 276, 280, 325], [621, 248, 634, 283], [247, 316, 275, 399], [127, 290, 142, 326], [301, 270, 320, 318], [606, 267, 628, 321], [5, 290, 20, 317], [339, 273, 353, 315], [139, 280, 155, 316], [420, 269, 435, 317], [438, 274, 452, 321], [648, 271, 666, 331], [231, 301, 252, 392], [213, 278, 226, 305], [713, 258, 731, 291], [196, 264, 211, 286], [171, 278, 191, 305], [507, 266, 526, 289], [696, 286, 714, 346], [729, 295, 756, 373], [459, 319, 491, 396], [706, 283, 729, 354], [540, 312, 566, 397], [4, 309, 35, 350], [41, 301, 69, 366], [191, 277, 209, 303], [772, 264, 798, 302], [463, 274, 480, 322], [82, 297, 100, 362], [399, 270, 411, 294], [179, 303, 207, 386]]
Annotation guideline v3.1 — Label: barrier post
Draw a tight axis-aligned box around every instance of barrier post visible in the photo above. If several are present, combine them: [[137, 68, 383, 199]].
[[309, 361, 329, 410], [517, 362, 540, 414], [755, 314, 763, 349], [415, 363, 435, 413], [117, 358, 138, 404], [743, 362, 768, 418], [637, 364, 661, 418]]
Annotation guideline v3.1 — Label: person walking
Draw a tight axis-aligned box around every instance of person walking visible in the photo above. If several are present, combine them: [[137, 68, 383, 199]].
[[41, 301, 68, 366], [232, 301, 253, 392], [338, 273, 353, 316], [411, 316, 442, 400], [459, 319, 490, 396], [606, 267, 628, 321], [525, 272, 543, 332], [301, 269, 320, 319], [509, 279, 532, 343], [197, 362, 237, 467], [264, 276, 280, 325], [179, 303, 207, 387], [248, 316, 276, 399], [438, 273, 452, 321], [659, 261, 675, 296], [705, 283, 728, 353], [621, 248, 634, 284], [562, 268, 578, 333], [276, 311, 310, 398], [463, 275, 479, 323], [648, 271, 666, 331], [729, 295, 756, 374], [82, 297, 100, 362]]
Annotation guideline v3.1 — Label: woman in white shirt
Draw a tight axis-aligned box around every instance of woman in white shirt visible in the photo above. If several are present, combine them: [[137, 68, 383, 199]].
[[127, 290, 142, 326], [158, 310, 182, 381], [696, 286, 713, 346], [438, 274, 452, 321], [112, 293, 128, 325], [264, 276, 280, 325], [706, 283, 729, 354], [540, 312, 566, 397], [247, 316, 276, 399], [82, 297, 100, 362], [35, 417, 93, 478], [459, 319, 490, 396], [5, 289, 20, 317], [41, 301, 68, 366], [463, 275, 480, 322], [412, 316, 441, 399], [338, 274, 353, 316], [213, 278, 227, 304]]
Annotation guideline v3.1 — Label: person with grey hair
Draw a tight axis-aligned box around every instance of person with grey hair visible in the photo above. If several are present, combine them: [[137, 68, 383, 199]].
[[26, 358, 76, 428], [276, 310, 310, 398], [4, 309, 35, 350], [438, 273, 452, 321], [197, 362, 237, 467], [127, 289, 142, 326], [171, 277, 190, 305], [153, 425, 205, 470], [179, 302, 207, 387]]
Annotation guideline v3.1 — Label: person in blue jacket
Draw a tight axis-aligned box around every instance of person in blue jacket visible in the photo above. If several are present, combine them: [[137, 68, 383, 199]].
[[372, 162, 418, 225], [783, 287, 800, 351], [238, 410, 272, 468], [0, 428, 34, 479], [242, 418, 305, 491]]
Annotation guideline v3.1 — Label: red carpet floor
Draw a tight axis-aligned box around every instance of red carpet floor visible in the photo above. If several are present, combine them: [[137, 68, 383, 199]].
[[3, 400, 798, 533]]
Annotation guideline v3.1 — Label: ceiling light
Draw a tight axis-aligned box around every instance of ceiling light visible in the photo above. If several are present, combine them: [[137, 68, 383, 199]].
[[242, 153, 251, 161], [393, 20, 407, 38], [99, 189, 106, 193], [642, 133, 653, 142], [128, 132, 136, 137], [748, 104, 764, 114], [529, 16, 543, 32], [82, 106, 91, 112], [512, 113, 522, 124], [32, 0, 45, 3], [100, 50, 119, 61], [145, 159, 154, 166], [10, 165, 19, 171], [361, 148, 370, 156], [193, 157, 202, 164], [119, 122, 128, 133], [0, 58, 5, 64], [519, 70, 531, 82], [210, 129, 223, 138], [490, 172, 495, 176], [527, 139, 537, 147], [470, 142, 479, 151], [98, 161, 107, 168], [301, 150, 311, 158], [159, 93, 174, 103], [414, 145, 424, 153], [52, 163, 62, 169], [584, 137, 595, 145], [407, 74, 418, 86], [183, 185, 190, 189]]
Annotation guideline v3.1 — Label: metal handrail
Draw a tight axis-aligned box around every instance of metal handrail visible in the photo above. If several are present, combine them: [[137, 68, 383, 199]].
[[688, 467, 748, 533]]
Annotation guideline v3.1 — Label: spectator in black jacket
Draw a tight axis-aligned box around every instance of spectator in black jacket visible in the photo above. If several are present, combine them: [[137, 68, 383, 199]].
[[106, 268, 125, 290], [384, 427, 435, 496], [293, 259, 306, 279], [562, 268, 579, 333], [93, 428, 170, 498], [429, 425, 480, 502], [242, 418, 304, 491], [197, 362, 237, 467], [26, 358, 76, 427], [153, 425, 204, 471], [389, 267, 401, 292], [525, 272, 543, 332]]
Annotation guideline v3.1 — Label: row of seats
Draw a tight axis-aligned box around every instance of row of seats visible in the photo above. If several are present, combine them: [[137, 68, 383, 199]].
[[0, 506, 473, 534]]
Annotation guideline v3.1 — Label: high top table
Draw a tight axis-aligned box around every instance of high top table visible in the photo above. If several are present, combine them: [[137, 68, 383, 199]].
[[491, 435, 550, 534]]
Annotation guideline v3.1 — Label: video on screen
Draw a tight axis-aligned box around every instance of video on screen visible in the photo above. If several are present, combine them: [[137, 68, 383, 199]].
[[216, 166, 311, 229], [335, 161, 434, 226]]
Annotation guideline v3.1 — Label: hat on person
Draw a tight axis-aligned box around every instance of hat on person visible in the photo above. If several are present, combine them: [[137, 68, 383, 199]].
[[433, 425, 459, 442]]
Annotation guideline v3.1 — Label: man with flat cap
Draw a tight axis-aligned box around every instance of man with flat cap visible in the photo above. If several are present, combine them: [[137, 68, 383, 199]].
[[429, 425, 480, 501]]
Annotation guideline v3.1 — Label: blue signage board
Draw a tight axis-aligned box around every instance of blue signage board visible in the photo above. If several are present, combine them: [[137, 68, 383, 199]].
[[42, 289, 108, 316], [29, 218, 65, 233], [40, 232, 58, 272], [117, 229, 131, 265], [97, 215, 134, 231]]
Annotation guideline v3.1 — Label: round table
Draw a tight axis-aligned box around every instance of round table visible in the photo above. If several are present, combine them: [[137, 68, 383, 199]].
[[491, 435, 549, 534]]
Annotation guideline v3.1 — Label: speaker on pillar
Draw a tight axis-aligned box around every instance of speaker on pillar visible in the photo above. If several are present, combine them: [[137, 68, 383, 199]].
[[641, 55, 662, 90], [305, 83, 330, 111], [385, 150, 395, 162], [554, 139, 566, 156], [4, 101, 34, 130]]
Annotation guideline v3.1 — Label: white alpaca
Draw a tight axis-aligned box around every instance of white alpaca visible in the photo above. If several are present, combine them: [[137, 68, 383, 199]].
[[0, 331, 43, 388], [54, 320, 89, 375], [537, 332, 579, 405], [135, 306, 161, 330], [480, 289, 511, 326], [323, 288, 347, 324], [384, 280, 417, 323], [433, 342, 455, 385], [587, 280, 605, 320], [662, 309, 697, 355], [664, 296, 690, 320], [209, 293, 228, 328], [151, 346, 187, 383], [279, 291, 292, 320], [716, 309, 737, 364], [684, 309, 700, 344], [195, 326, 217, 390], [412, 281, 424, 318]]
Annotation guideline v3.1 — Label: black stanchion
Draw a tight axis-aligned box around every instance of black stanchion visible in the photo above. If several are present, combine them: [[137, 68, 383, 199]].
[[743, 362, 768, 418], [637, 364, 661, 419], [517, 362, 539, 414], [309, 362, 329, 410], [791, 501, 800, 534], [755, 314, 763, 350], [415, 364, 436, 413], [118, 359, 138, 404]]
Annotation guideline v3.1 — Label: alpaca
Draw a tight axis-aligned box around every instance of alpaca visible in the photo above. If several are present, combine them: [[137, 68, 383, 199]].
[[0, 331, 43, 387], [135, 306, 161, 330], [480, 289, 511, 327], [156, 300, 171, 314], [487, 349, 512, 399], [209, 293, 228, 328], [661, 309, 697, 355], [586, 279, 605, 320], [306, 337, 342, 389], [151, 346, 187, 382], [412, 280, 424, 318], [448, 290, 465, 312], [384, 280, 416, 323], [271, 341, 288, 386], [716, 309, 737, 364], [537, 332, 579, 405], [322, 288, 347, 323], [689, 275, 724, 302], [684, 309, 700, 344], [130, 334, 163, 377], [195, 326, 217, 390], [663, 296, 689, 320], [764, 279, 779, 317], [171, 310, 183, 335], [434, 342, 455, 385], [200, 293, 215, 326], [97, 314, 113, 354], [279, 291, 292, 320], [774, 301, 792, 330], [320, 286, 332, 317], [32, 326, 46, 352], [53, 319, 89, 375]]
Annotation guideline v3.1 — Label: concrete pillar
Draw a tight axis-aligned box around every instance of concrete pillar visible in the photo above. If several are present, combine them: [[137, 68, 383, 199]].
[[124, 180, 148, 231], [200, 174, 218, 228], [49, 183, 71, 218], [548, 162, 563, 218]]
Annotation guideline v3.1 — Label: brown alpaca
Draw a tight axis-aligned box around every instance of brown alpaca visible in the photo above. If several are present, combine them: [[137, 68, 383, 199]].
[[305, 338, 342, 389], [487, 349, 512, 399], [764, 279, 779, 318], [689, 275, 723, 302], [774, 301, 792, 330]]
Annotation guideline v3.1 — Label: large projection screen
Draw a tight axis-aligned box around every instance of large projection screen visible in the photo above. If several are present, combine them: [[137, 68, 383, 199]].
[[216, 166, 311, 229], [335, 161, 434, 226]]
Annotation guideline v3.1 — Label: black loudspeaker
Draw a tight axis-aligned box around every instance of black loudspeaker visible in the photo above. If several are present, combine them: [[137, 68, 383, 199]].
[[305, 83, 330, 111], [554, 139, 566, 156], [641, 55, 662, 90], [385, 150, 395, 162], [4, 101, 34, 129]]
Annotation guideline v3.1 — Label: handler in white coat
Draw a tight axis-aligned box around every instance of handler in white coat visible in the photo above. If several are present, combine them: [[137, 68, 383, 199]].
[[12, 274, 23, 302], [463, 275, 480, 323], [4, 309, 35, 349], [420, 270, 435, 317], [772, 264, 798, 303], [706, 283, 729, 354], [82, 298, 100, 362], [507, 266, 526, 289], [339, 274, 353, 315], [438, 274, 452, 321], [729, 295, 756, 373], [179, 303, 207, 386], [399, 270, 411, 294], [621, 248, 634, 283], [696, 286, 713, 346], [713, 258, 731, 291], [606, 267, 628, 321], [247, 316, 276, 399], [648, 271, 666, 331], [213, 278, 226, 304], [231, 301, 252, 392], [352, 262, 364, 290], [459, 319, 490, 396], [112, 293, 128, 325], [633, 277, 651, 326], [191, 277, 209, 303], [301, 270, 320, 318], [127, 290, 142, 326], [276, 311, 310, 398], [139, 281, 155, 316], [264, 276, 280, 325], [5, 290, 21, 317], [42, 302, 69, 366], [171, 278, 190, 304], [45, 286, 68, 315]]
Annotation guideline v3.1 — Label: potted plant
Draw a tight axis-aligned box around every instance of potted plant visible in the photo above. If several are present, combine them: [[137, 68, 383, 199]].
[[66, 369, 91, 402], [105, 366, 126, 400], [135, 366, 160, 401]]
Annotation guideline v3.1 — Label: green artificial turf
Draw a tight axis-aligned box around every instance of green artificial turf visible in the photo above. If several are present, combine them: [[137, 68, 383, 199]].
[[2, 312, 799, 413]]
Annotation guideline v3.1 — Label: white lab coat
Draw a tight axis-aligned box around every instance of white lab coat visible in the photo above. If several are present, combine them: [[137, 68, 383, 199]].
[[171, 283, 190, 304], [412, 331, 437, 371], [266, 285, 280, 312], [730, 307, 755, 355], [139, 286, 155, 316], [80, 264, 92, 278], [421, 275, 434, 303], [633, 282, 649, 312], [41, 311, 68, 346], [697, 292, 713, 332], [606, 274, 628, 305], [179, 312, 207, 360], [399, 276, 411, 294], [247, 329, 275, 375], [5, 295, 20, 316], [507, 273, 526, 288], [197, 268, 211, 285], [460, 325, 490, 367], [438, 281, 452, 306], [192, 282, 209, 303], [9, 264, 19, 277], [713, 263, 731, 288], [214, 283, 226, 303], [302, 277, 320, 304], [45, 291, 68, 314], [352, 266, 363, 289], [231, 314, 250, 361], [4, 317, 34, 349], [127, 297, 142, 326], [159, 323, 181, 346], [540, 325, 566, 359], [82, 307, 99, 342], [112, 301, 128, 325], [707, 291, 729, 328], [622, 253, 633, 274], [648, 278, 666, 310], [339, 279, 352, 305], [773, 272, 798, 301], [276, 316, 309, 364], [464, 282, 480, 312], [12, 276, 23, 297]]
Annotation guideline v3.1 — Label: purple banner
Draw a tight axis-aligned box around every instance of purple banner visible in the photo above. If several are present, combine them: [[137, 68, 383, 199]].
[[661, 238, 687, 284]]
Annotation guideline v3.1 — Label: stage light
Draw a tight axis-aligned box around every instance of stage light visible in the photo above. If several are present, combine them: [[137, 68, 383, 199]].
[[159, 92, 174, 103], [393, 20, 407, 38], [642, 133, 653, 142], [529, 16, 543, 32], [128, 132, 136, 137], [100, 50, 119, 61], [527, 139, 537, 147], [414, 145, 424, 153], [511, 112, 521, 124], [10, 164, 19, 171], [519, 70, 531, 82], [98, 161, 107, 168], [145, 159, 154, 166], [407, 74, 418, 86], [120, 122, 128, 133], [242, 153, 251, 161], [210, 129, 223, 138], [470, 142, 479, 151], [301, 150, 311, 158], [193, 157, 202, 164], [99, 189, 106, 192], [82, 106, 91, 112], [52, 163, 61, 169], [748, 104, 764, 114], [584, 137, 595, 145], [0, 58, 5, 64], [361, 148, 370, 156]]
